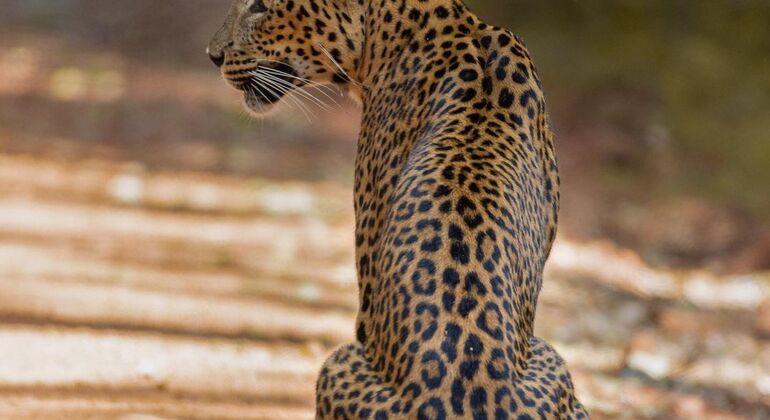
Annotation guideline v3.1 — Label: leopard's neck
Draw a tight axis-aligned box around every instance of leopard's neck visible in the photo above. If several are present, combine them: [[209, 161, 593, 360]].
[[357, 0, 473, 87], [353, 1, 480, 253]]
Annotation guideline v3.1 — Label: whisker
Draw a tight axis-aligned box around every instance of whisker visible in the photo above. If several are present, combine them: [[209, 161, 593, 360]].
[[258, 66, 338, 91], [252, 73, 314, 122], [241, 57, 353, 117], [253, 72, 324, 113], [246, 79, 275, 106], [252, 70, 333, 112], [316, 44, 349, 80], [258, 67, 341, 99], [304, 84, 344, 109], [247, 76, 285, 113], [239, 79, 277, 128], [251, 57, 337, 94], [256, 69, 357, 118], [258, 67, 344, 105], [317, 43, 367, 91], [246, 56, 360, 95]]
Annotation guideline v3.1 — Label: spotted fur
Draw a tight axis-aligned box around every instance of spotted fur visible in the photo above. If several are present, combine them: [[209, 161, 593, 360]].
[[209, 1, 588, 418]]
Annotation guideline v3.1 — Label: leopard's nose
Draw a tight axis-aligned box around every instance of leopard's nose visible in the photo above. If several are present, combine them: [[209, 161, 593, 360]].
[[207, 48, 225, 68]]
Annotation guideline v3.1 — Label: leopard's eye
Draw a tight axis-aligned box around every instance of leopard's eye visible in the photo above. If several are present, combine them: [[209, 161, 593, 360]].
[[249, 0, 267, 14]]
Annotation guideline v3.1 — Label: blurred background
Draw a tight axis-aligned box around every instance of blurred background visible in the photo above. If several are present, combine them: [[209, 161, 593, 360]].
[[0, 0, 767, 418]]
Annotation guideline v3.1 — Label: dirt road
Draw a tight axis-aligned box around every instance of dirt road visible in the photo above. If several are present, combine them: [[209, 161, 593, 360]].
[[0, 155, 767, 419]]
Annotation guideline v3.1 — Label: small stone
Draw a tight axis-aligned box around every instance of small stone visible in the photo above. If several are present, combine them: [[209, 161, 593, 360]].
[[674, 395, 706, 418], [628, 351, 672, 379], [627, 330, 687, 380], [297, 283, 321, 302], [109, 171, 145, 205], [757, 375, 770, 396]]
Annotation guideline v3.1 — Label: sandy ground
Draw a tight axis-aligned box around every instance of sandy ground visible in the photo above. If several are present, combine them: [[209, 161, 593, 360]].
[[0, 154, 768, 419]]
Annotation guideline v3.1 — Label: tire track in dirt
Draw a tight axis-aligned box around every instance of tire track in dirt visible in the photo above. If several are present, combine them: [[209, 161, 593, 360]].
[[0, 327, 320, 419], [0, 277, 354, 345], [0, 162, 355, 417], [0, 243, 357, 313]]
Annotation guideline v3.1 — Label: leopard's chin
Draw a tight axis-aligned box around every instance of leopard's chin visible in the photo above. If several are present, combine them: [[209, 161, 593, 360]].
[[242, 87, 282, 116]]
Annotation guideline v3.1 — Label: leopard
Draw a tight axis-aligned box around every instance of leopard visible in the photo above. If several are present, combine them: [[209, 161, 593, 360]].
[[208, 0, 588, 418]]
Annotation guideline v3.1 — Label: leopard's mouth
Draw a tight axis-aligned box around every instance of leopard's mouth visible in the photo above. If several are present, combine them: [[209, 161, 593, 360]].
[[226, 61, 303, 114], [240, 77, 284, 110]]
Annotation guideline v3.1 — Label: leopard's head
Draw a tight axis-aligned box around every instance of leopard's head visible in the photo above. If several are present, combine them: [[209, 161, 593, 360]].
[[207, 0, 365, 115]]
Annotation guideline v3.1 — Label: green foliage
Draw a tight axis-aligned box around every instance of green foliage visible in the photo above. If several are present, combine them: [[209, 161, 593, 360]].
[[470, 0, 770, 218]]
